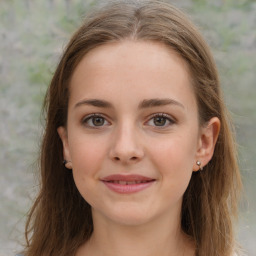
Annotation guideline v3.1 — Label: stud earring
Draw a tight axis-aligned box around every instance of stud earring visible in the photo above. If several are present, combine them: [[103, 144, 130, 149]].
[[196, 161, 203, 171], [63, 160, 72, 169]]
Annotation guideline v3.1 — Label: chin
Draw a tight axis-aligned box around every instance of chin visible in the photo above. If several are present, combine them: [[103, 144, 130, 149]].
[[105, 204, 157, 226]]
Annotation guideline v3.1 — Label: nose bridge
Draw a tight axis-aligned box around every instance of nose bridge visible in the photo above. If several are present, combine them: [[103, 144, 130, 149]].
[[109, 120, 144, 163]]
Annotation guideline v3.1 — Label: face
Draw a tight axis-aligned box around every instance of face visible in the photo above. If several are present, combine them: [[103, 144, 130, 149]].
[[58, 40, 218, 227]]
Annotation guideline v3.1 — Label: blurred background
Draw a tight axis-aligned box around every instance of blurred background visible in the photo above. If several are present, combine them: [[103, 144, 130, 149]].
[[0, 0, 255, 255]]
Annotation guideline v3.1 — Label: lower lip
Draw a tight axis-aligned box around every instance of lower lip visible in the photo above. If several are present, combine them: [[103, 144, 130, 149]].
[[102, 181, 155, 194]]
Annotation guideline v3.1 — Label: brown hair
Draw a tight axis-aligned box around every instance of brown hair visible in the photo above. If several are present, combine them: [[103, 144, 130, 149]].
[[24, 1, 242, 255]]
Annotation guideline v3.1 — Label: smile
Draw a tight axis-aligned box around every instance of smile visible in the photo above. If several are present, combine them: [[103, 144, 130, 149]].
[[108, 180, 150, 185], [101, 174, 156, 194]]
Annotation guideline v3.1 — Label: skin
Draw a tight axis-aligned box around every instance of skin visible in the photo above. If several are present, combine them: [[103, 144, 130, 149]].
[[58, 40, 220, 256]]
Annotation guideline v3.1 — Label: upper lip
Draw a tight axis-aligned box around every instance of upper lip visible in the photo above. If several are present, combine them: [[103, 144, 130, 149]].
[[101, 174, 155, 182]]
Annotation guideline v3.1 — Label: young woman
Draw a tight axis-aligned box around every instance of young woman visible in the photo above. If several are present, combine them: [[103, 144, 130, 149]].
[[21, 1, 242, 255]]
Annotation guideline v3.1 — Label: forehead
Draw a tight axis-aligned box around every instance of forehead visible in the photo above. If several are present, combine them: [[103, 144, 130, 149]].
[[72, 40, 191, 78], [69, 40, 196, 110]]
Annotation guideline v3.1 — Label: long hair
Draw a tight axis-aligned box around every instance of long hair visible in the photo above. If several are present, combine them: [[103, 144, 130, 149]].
[[24, 1, 242, 255]]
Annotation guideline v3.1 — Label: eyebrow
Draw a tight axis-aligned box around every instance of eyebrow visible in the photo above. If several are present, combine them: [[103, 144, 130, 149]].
[[74, 99, 112, 109], [138, 98, 184, 109], [74, 98, 184, 109]]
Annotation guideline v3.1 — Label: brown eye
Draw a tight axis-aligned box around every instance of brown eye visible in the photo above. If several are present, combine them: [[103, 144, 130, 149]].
[[92, 116, 105, 126], [153, 116, 167, 126], [146, 113, 175, 128], [82, 114, 110, 128]]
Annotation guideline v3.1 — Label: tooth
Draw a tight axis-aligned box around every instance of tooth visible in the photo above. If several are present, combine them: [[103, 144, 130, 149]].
[[111, 180, 150, 185]]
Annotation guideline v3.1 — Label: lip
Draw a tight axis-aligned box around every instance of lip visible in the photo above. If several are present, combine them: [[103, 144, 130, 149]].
[[101, 174, 156, 194]]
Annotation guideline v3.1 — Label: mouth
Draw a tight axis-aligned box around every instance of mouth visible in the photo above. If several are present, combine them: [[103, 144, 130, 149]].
[[101, 174, 156, 194], [106, 180, 153, 185]]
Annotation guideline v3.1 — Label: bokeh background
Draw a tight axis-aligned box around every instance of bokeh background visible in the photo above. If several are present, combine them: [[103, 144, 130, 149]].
[[0, 0, 255, 255]]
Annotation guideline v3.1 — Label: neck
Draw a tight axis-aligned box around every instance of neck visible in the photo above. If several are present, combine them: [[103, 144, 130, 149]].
[[76, 209, 195, 256]]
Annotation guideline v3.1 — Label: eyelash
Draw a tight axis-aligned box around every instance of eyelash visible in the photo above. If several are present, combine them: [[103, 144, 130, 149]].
[[81, 113, 110, 128], [81, 113, 176, 128], [145, 113, 176, 128]]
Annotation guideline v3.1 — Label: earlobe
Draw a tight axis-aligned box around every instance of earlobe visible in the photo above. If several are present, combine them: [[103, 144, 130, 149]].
[[194, 117, 220, 171], [57, 126, 72, 168]]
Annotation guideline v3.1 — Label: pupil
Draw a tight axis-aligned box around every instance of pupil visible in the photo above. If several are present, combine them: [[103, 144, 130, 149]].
[[93, 117, 104, 126], [154, 117, 166, 126]]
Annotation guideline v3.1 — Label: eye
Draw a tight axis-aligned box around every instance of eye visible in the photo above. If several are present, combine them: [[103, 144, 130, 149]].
[[82, 114, 110, 128], [146, 113, 175, 127]]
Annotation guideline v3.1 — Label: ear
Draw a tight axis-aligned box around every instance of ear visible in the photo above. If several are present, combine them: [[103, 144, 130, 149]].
[[57, 126, 72, 169], [193, 117, 220, 171]]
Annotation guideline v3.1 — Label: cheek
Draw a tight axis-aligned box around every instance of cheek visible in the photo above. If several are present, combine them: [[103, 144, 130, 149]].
[[151, 134, 197, 167], [68, 137, 108, 205], [149, 134, 197, 188], [151, 142, 194, 206], [68, 136, 107, 178]]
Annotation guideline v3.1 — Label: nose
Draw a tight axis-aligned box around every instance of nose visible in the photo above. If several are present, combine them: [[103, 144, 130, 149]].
[[108, 124, 144, 164]]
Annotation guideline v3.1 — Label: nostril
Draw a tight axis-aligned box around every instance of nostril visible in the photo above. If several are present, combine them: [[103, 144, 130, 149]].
[[112, 156, 138, 162]]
